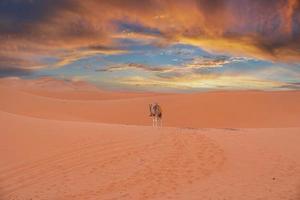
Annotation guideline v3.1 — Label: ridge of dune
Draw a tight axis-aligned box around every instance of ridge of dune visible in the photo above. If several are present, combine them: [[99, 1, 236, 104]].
[[1, 78, 300, 199], [0, 111, 226, 199], [1, 78, 300, 128], [0, 77, 164, 100], [1, 111, 299, 200]]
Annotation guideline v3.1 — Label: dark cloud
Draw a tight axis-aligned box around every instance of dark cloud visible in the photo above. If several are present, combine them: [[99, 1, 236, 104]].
[[0, 0, 77, 19], [85, 45, 123, 52], [116, 21, 162, 35], [0, 66, 31, 77], [0, 55, 42, 77], [100, 0, 158, 12], [196, 0, 226, 11], [292, 4, 300, 37], [277, 82, 300, 89], [190, 0, 300, 61], [0, 0, 79, 35], [0, 0, 300, 74]]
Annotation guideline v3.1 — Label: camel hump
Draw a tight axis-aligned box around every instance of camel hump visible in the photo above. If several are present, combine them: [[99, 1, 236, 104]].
[[157, 105, 162, 112], [150, 103, 162, 114]]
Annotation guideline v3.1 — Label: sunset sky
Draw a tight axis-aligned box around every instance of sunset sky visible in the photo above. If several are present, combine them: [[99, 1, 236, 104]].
[[0, 0, 299, 91]]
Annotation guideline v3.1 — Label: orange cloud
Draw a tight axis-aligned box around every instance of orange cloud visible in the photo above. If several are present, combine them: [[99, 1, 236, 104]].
[[117, 74, 284, 91], [0, 0, 299, 72]]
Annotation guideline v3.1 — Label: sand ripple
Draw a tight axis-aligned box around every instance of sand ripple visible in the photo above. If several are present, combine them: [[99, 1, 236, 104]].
[[1, 128, 225, 200]]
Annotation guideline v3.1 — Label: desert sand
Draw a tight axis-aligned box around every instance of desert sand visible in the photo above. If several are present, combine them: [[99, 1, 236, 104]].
[[0, 77, 300, 200]]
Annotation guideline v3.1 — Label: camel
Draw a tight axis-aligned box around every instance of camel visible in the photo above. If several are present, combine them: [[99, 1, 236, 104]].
[[149, 103, 162, 127]]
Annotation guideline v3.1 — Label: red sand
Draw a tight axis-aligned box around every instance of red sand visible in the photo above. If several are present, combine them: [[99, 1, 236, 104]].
[[0, 77, 300, 200]]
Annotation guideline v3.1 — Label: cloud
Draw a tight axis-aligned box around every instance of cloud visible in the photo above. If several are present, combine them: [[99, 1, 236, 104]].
[[117, 74, 284, 91], [53, 47, 128, 68], [276, 82, 300, 90], [0, 66, 31, 77], [0, 0, 79, 34], [96, 63, 171, 72], [96, 56, 251, 77], [0, 0, 299, 74], [186, 56, 229, 68], [96, 55, 298, 91], [0, 54, 47, 77], [115, 20, 162, 36], [0, 54, 31, 66]]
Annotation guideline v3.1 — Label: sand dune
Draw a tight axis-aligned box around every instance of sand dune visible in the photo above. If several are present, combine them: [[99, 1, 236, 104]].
[[0, 78, 300, 200], [0, 111, 299, 200], [1, 77, 300, 128], [0, 77, 163, 100]]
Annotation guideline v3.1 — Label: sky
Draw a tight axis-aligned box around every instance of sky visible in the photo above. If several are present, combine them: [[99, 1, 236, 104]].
[[0, 0, 300, 92]]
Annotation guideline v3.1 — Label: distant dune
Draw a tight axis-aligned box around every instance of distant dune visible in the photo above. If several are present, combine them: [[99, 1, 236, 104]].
[[0, 77, 299, 200], [1, 77, 300, 128]]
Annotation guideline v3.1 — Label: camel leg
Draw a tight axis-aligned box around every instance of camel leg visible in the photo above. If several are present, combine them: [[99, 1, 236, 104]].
[[152, 117, 155, 127], [160, 118, 162, 127]]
